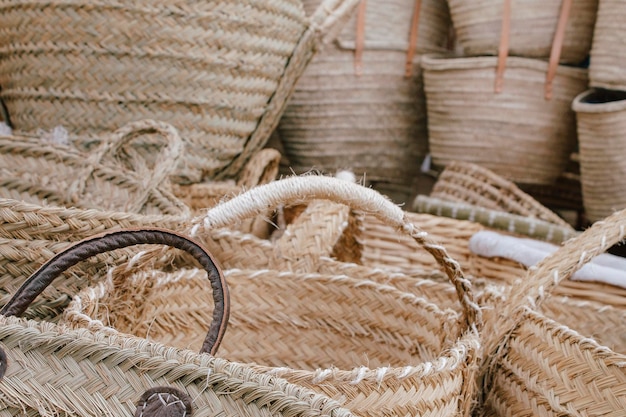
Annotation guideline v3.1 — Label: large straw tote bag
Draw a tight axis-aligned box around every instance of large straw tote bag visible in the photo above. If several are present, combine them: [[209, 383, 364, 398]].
[[0, 228, 360, 417], [0, 0, 360, 184], [572, 88, 626, 223], [66, 175, 484, 417], [447, 0, 598, 65], [478, 208, 626, 416], [588, 0, 626, 91], [0, 119, 190, 216], [276, 0, 451, 203]]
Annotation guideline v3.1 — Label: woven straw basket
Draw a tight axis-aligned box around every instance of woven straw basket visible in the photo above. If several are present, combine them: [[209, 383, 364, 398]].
[[422, 53, 588, 185], [65, 176, 484, 417], [277, 0, 451, 203], [447, 0, 597, 64], [572, 88, 626, 223], [589, 0, 626, 91], [0, 0, 359, 184], [479, 208, 626, 416], [0, 119, 189, 216], [0, 228, 361, 417]]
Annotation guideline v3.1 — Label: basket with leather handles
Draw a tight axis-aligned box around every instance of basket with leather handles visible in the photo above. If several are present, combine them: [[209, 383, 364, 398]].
[[0, 227, 363, 417], [422, 0, 588, 185], [0, 0, 360, 184], [63, 175, 484, 417], [0, 119, 189, 216], [478, 207, 626, 416]]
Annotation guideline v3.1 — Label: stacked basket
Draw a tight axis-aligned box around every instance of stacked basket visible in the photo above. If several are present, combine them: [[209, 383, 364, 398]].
[[572, 0, 626, 223], [423, 0, 595, 186]]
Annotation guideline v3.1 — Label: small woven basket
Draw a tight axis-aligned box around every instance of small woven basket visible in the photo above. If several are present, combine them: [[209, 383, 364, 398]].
[[0, 119, 189, 216], [0, 228, 359, 417], [277, 0, 451, 202], [66, 175, 484, 417], [589, 0, 626, 91], [447, 0, 597, 64], [422, 53, 588, 185], [572, 88, 626, 223], [479, 208, 626, 416], [0, 0, 359, 184]]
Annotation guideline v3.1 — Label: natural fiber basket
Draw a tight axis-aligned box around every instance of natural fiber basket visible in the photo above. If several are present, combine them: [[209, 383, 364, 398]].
[[66, 175, 484, 417], [572, 88, 626, 223], [428, 161, 575, 229], [447, 0, 597, 64], [422, 53, 588, 185], [277, 0, 451, 203], [589, 0, 626, 91], [479, 208, 626, 416], [0, 0, 359, 184], [0, 119, 189, 216], [0, 228, 360, 417]]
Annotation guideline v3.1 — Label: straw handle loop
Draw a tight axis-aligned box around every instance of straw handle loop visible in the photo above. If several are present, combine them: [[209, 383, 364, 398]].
[[198, 175, 483, 332], [1, 228, 229, 356]]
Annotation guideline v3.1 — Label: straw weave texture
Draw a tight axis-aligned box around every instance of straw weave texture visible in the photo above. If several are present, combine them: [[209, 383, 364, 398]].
[[572, 88, 626, 223], [447, 0, 598, 64], [589, 0, 626, 90], [0, 0, 359, 183], [278, 0, 450, 202], [422, 54, 588, 185]]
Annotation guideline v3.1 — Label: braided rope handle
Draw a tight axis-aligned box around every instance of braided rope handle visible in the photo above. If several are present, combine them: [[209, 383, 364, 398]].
[[1, 228, 229, 355], [195, 175, 483, 332]]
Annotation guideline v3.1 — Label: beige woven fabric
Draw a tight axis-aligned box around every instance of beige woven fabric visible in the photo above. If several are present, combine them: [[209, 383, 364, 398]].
[[572, 88, 626, 223], [447, 0, 598, 64], [0, 0, 359, 184], [422, 54, 588, 185], [589, 0, 626, 90]]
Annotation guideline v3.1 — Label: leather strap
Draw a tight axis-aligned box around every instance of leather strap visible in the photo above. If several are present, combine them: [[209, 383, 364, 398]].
[[404, 0, 423, 78], [545, 0, 572, 100], [354, 0, 367, 76], [495, 0, 512, 93]]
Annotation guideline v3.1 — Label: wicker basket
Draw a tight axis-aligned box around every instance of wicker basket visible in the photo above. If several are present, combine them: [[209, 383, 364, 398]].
[[65, 175, 484, 417], [422, 53, 588, 185], [277, 0, 451, 203], [479, 208, 626, 416], [589, 0, 626, 91], [0, 0, 359, 184], [0, 119, 190, 216], [0, 228, 360, 417], [572, 88, 626, 223], [447, 0, 597, 64]]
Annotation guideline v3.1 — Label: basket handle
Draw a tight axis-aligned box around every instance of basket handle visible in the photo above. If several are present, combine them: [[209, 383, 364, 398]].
[[78, 120, 184, 212], [495, 0, 571, 99], [0, 228, 229, 356], [195, 175, 483, 333], [491, 208, 626, 351]]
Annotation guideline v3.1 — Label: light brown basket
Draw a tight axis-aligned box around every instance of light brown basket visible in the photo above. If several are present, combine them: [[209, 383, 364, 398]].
[[0, 119, 189, 216], [66, 175, 483, 417], [572, 88, 626, 223], [447, 0, 597, 64], [589, 0, 626, 91], [277, 0, 451, 203], [479, 208, 626, 416], [0, 0, 359, 184], [428, 161, 575, 229], [422, 53, 588, 185], [0, 228, 359, 417]]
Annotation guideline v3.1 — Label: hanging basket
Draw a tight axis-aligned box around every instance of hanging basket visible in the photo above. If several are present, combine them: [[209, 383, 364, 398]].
[[588, 0, 626, 91], [572, 88, 626, 223], [65, 175, 484, 417], [277, 0, 451, 203], [0, 119, 190, 216], [0, 0, 360, 184]]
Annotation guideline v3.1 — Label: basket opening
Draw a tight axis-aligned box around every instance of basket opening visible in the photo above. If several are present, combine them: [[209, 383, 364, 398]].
[[581, 89, 626, 104]]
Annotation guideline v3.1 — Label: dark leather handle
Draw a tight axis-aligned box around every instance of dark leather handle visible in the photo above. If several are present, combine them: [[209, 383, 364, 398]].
[[0, 228, 229, 356]]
